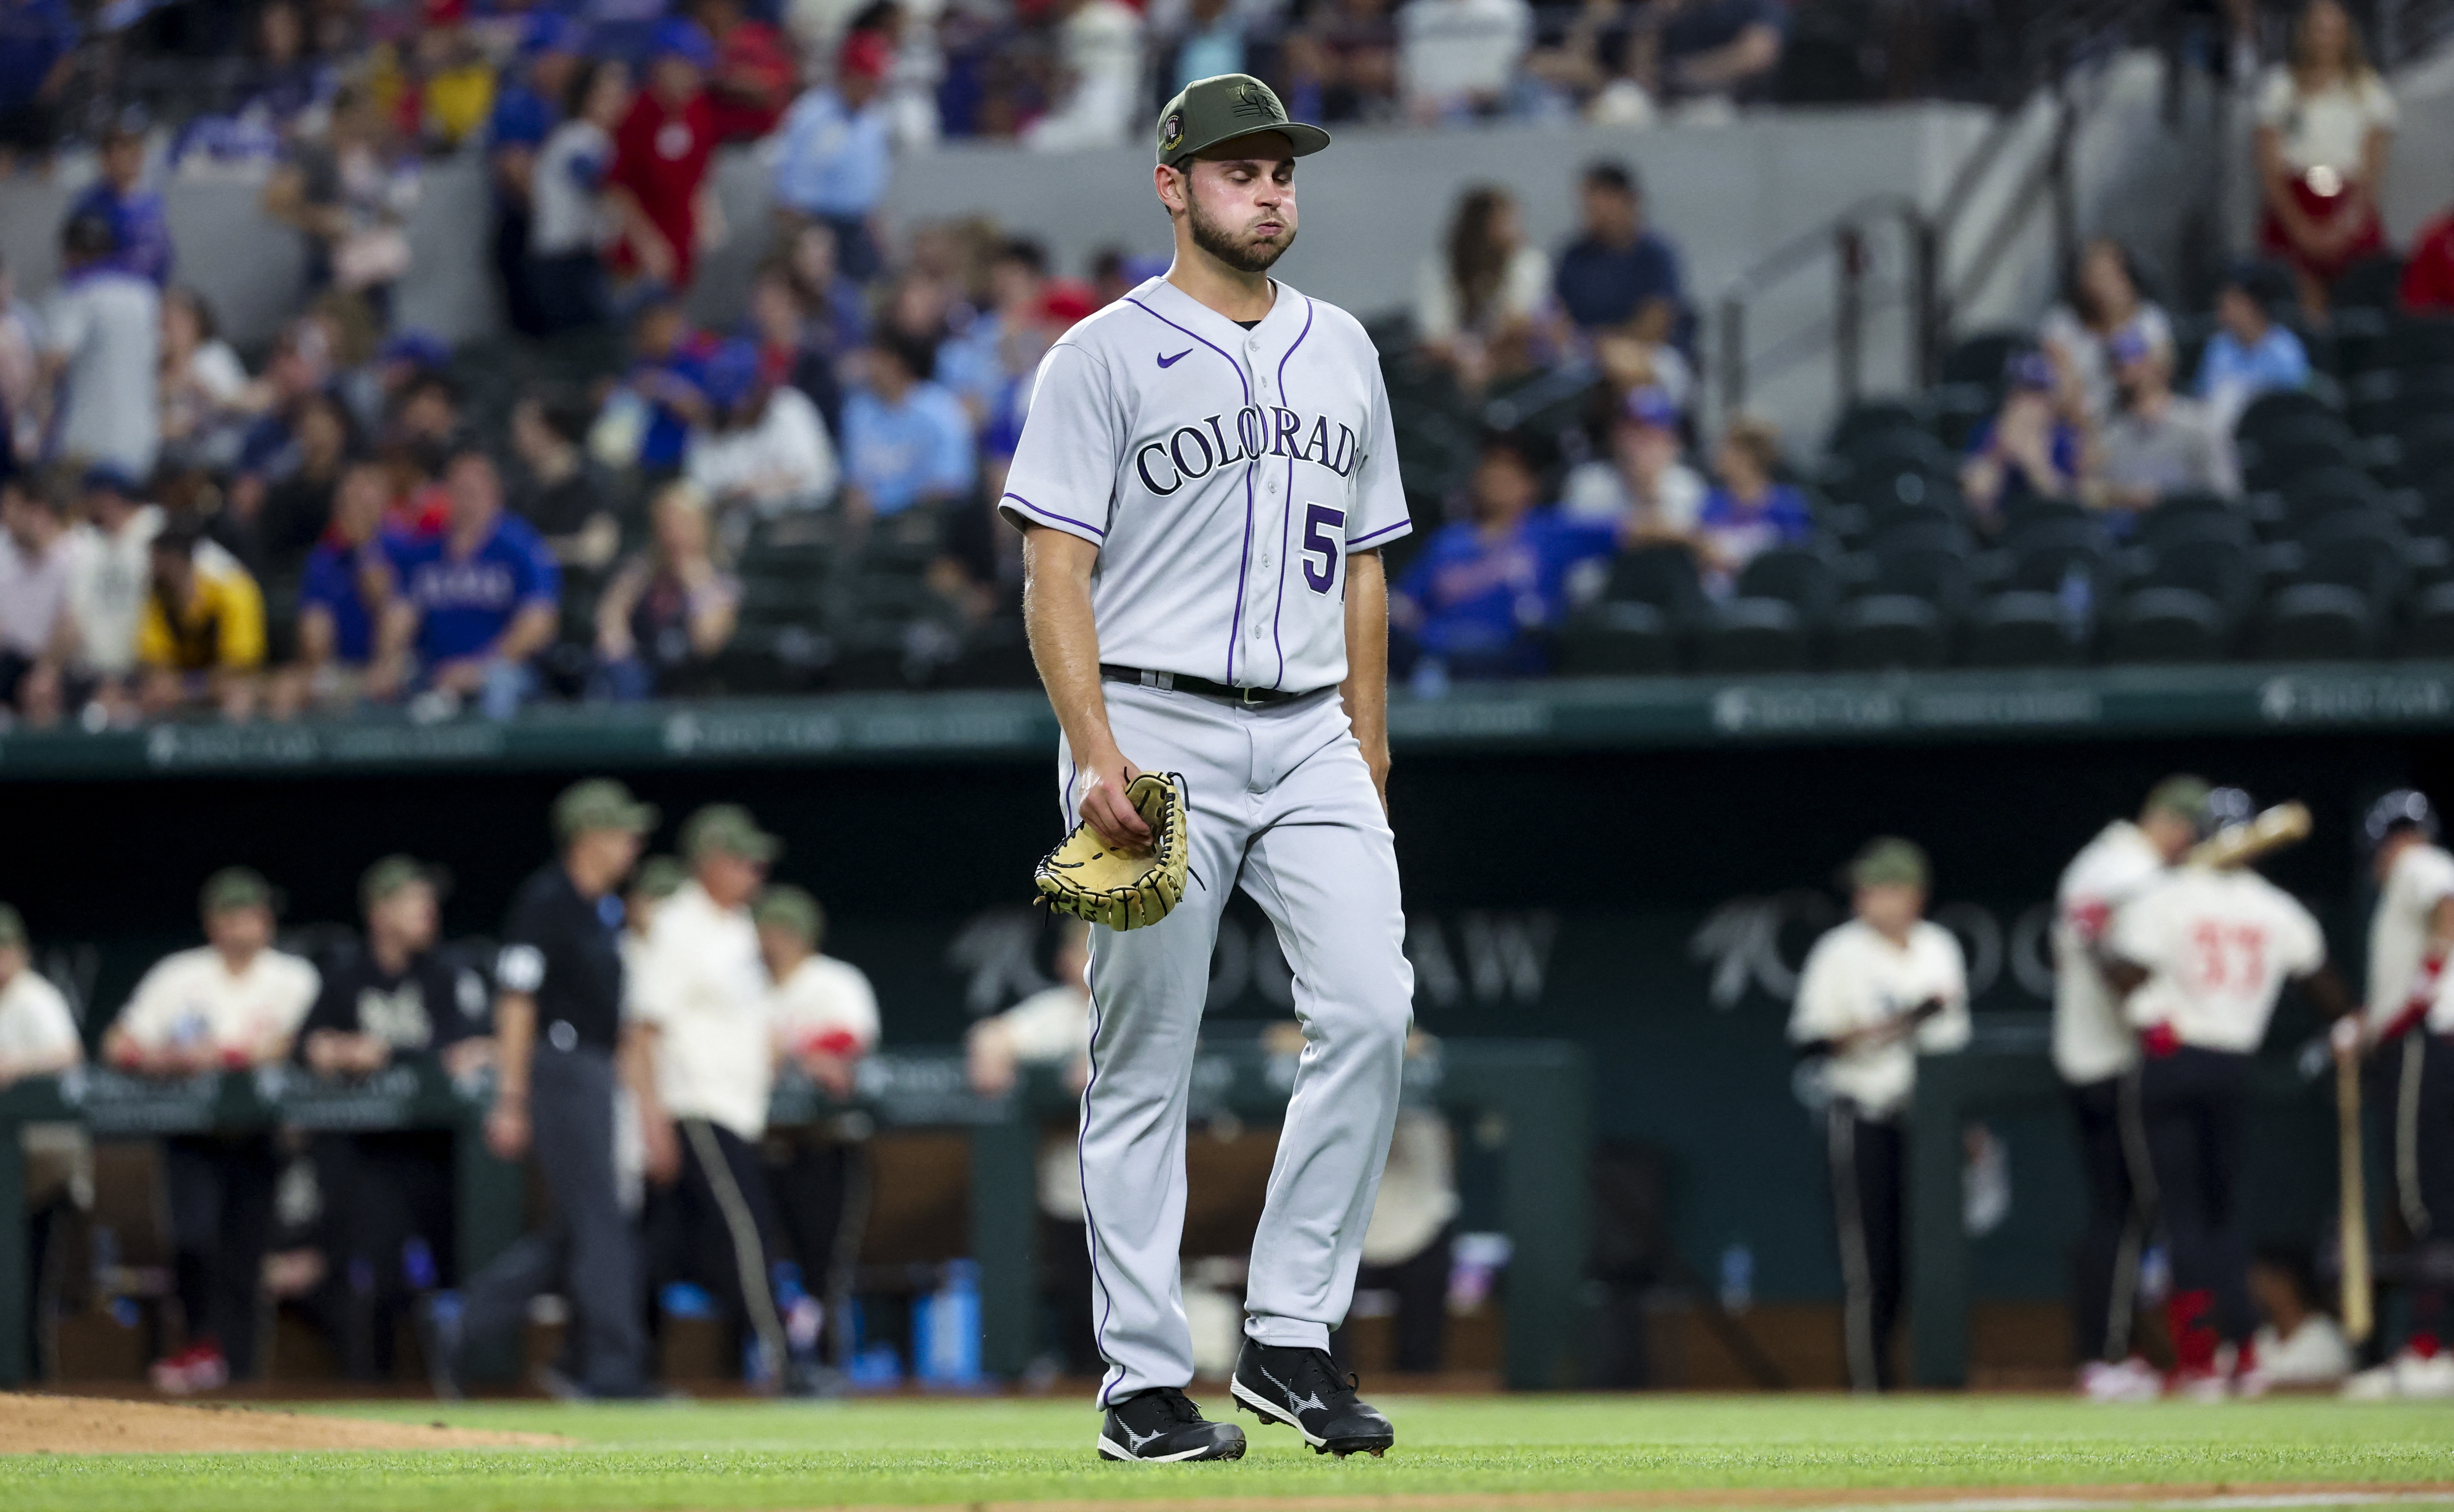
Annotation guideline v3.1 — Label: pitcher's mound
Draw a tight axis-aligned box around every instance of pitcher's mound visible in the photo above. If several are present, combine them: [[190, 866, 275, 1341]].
[[1, 1393, 569, 1455]]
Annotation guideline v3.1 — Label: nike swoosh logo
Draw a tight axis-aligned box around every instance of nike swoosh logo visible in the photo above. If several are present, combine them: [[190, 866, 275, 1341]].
[[1157, 348, 1193, 368]]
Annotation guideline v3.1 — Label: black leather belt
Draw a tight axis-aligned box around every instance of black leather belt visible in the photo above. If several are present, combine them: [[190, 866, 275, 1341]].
[[1101, 664, 1318, 706]]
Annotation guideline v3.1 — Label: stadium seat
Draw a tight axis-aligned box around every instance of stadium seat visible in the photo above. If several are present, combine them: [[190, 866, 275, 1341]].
[[2135, 535, 2258, 624], [1941, 329, 2028, 387], [1695, 598, 1813, 674], [2253, 583, 2376, 660], [1963, 590, 2088, 667], [2291, 510, 2410, 611], [2281, 465, 2386, 525], [2234, 388, 2338, 442], [1860, 544, 1975, 617], [1826, 398, 1930, 458], [1598, 544, 1706, 630], [1734, 546, 1843, 626], [1556, 602, 1679, 675], [2003, 514, 2111, 593], [2138, 493, 2251, 550], [2381, 313, 2454, 372], [1928, 382, 1996, 450], [2106, 587, 2230, 663], [1829, 596, 1950, 670], [2401, 581, 2454, 657], [2331, 256, 2407, 319], [2242, 427, 2356, 494], [2000, 495, 2092, 535], [1832, 446, 1953, 514]]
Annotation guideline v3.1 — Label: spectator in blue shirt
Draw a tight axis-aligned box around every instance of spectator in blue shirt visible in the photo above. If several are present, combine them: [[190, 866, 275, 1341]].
[[1694, 416, 1813, 594], [379, 441, 561, 720], [279, 456, 402, 714], [1392, 432, 1615, 678], [0, 0, 78, 171], [611, 295, 717, 472], [67, 122, 174, 286], [1553, 161, 1682, 335], [840, 333, 975, 522], [488, 13, 584, 337], [770, 30, 894, 283], [1962, 351, 2086, 520], [2196, 263, 2310, 431], [936, 238, 1049, 427]]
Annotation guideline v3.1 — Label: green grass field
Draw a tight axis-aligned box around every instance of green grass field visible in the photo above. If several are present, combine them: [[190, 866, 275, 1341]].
[[6, 1395, 2454, 1512]]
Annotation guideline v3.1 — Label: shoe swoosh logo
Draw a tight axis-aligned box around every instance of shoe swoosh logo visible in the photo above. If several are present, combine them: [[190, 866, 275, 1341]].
[[1157, 348, 1194, 368]]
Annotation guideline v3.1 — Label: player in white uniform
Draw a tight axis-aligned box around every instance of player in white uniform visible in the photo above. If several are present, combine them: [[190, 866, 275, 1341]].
[[2340, 790, 2454, 1398], [2105, 790, 2344, 1397], [1789, 838, 1971, 1394], [2052, 776, 2209, 1399], [1001, 71, 1411, 1462]]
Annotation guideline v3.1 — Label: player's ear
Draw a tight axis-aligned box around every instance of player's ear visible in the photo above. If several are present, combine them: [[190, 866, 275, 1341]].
[[1154, 162, 1185, 215]]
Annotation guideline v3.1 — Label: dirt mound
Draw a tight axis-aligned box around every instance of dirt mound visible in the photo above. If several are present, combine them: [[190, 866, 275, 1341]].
[[0, 1393, 568, 1455]]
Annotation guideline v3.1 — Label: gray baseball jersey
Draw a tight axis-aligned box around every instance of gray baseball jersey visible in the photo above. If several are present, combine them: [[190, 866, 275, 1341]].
[[998, 274, 1412, 691]]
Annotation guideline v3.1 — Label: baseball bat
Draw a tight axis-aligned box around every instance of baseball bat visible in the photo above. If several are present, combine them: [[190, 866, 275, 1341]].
[[2186, 800, 2313, 869], [2338, 1047, 2375, 1344]]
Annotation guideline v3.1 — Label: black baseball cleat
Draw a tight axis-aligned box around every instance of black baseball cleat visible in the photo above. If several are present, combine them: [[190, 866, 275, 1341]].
[[1230, 1340, 1395, 1457], [1097, 1386, 1248, 1462]]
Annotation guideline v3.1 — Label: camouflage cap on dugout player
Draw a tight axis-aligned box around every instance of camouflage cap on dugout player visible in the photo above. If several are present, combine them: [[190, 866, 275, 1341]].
[[1846, 836, 1930, 892]]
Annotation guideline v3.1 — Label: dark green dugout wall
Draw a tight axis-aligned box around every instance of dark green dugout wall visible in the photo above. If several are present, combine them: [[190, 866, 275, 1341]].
[[5, 698, 2448, 1312]]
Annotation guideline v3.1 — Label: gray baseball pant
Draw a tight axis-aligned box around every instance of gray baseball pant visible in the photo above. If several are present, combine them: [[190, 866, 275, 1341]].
[[1059, 680, 1414, 1406]]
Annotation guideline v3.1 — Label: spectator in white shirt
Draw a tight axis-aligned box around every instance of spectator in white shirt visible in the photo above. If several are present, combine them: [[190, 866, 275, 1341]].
[[103, 867, 320, 1393], [529, 58, 633, 335], [684, 338, 839, 516], [62, 465, 168, 725], [38, 214, 162, 479], [0, 902, 85, 1373], [2039, 239, 2172, 423], [1025, 0, 1144, 150], [1415, 184, 1554, 392], [2256, 0, 2396, 319], [1397, 0, 1532, 123], [0, 472, 81, 726], [591, 481, 742, 701], [157, 288, 257, 473]]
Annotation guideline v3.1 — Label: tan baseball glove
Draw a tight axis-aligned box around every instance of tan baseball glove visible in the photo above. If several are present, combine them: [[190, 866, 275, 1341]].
[[1035, 772, 1190, 930]]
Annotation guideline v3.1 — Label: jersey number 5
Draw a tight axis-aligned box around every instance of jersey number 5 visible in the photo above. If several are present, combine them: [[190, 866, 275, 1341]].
[[1302, 504, 1346, 594]]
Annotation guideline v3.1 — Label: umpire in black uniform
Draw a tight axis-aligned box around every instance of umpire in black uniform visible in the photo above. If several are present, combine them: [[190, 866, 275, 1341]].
[[437, 779, 659, 1398]]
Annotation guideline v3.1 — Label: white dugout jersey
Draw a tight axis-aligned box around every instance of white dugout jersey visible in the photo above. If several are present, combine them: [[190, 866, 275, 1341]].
[[1788, 919, 1971, 1122], [2052, 820, 2166, 1085], [2367, 841, 2454, 1035], [2112, 867, 2325, 1053], [997, 276, 1413, 692]]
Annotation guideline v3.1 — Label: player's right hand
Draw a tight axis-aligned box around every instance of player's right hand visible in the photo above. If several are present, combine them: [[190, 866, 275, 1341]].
[[1080, 751, 1153, 852], [486, 1099, 531, 1161], [2330, 1015, 2366, 1059]]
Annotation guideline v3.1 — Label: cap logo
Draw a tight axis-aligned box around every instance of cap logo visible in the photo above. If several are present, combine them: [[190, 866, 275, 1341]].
[[1160, 111, 1185, 152], [1231, 81, 1282, 121]]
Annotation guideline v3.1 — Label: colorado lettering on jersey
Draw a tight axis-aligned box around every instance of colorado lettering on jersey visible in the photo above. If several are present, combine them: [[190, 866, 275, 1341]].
[[1133, 407, 1363, 496]]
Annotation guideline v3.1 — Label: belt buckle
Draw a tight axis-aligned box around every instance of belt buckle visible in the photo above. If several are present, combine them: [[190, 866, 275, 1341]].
[[1240, 684, 1268, 706]]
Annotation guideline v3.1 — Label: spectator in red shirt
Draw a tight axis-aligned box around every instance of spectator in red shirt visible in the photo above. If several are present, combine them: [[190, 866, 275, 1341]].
[[2402, 207, 2454, 316], [696, 0, 795, 143], [607, 19, 724, 293]]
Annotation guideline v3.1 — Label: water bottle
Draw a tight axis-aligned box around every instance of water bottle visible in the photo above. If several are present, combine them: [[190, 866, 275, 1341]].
[[917, 1260, 983, 1387], [1718, 1241, 1755, 1314], [2057, 563, 2093, 636], [1410, 656, 1451, 700]]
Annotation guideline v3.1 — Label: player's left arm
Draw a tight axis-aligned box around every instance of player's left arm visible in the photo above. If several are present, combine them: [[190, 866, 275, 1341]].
[[1341, 548, 1390, 813]]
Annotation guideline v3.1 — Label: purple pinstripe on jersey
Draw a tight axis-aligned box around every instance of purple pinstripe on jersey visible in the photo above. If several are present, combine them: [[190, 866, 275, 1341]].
[[1002, 490, 1107, 540], [1268, 296, 1316, 688], [1124, 296, 1256, 687]]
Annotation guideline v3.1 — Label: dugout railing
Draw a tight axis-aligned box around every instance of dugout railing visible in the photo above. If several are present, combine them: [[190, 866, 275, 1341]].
[[0, 1038, 1588, 1392]]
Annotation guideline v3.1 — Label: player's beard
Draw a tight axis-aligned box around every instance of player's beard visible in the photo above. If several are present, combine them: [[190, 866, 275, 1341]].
[[1188, 196, 1294, 274]]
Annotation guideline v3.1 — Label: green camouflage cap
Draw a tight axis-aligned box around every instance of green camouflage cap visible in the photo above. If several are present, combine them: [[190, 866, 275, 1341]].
[[200, 865, 278, 915], [0, 903, 25, 949], [681, 803, 782, 864], [360, 854, 445, 910], [753, 884, 824, 947], [2144, 774, 2213, 825], [1156, 74, 1330, 171], [630, 854, 688, 901], [1847, 837, 1931, 891], [552, 778, 659, 843]]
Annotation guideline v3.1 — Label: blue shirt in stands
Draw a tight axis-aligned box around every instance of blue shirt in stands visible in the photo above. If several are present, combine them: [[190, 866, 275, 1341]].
[[1553, 230, 1682, 331], [771, 87, 893, 219], [488, 79, 557, 151], [840, 380, 975, 516], [1395, 510, 1617, 672], [393, 512, 561, 664], [0, 0, 77, 112], [299, 532, 408, 664], [66, 183, 173, 286], [2195, 326, 2309, 406]]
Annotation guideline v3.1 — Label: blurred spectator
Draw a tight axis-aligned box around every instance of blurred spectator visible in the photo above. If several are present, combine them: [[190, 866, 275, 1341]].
[[158, 289, 258, 472], [603, 294, 717, 473], [69, 121, 174, 288], [1563, 386, 1704, 534], [229, 0, 331, 137], [1026, 0, 1144, 150], [2247, 1248, 2353, 1388], [685, 339, 840, 514], [39, 214, 162, 479], [381, 443, 561, 720], [530, 59, 633, 336], [2399, 195, 2454, 316], [261, 85, 420, 314], [1391, 431, 1612, 677], [2195, 263, 2309, 433], [62, 465, 163, 722], [840, 332, 975, 522], [591, 481, 741, 700], [388, 370, 462, 454], [1398, 0, 1532, 123], [1591, 295, 1694, 417], [0, 253, 36, 460], [487, 15, 585, 337], [399, 0, 499, 153], [0, 899, 82, 1372], [1695, 416, 1812, 593], [2092, 328, 2236, 510], [784, 222, 872, 366], [697, 0, 797, 143], [225, 389, 356, 589], [104, 866, 320, 1393], [138, 516, 266, 721], [296, 854, 488, 1379], [510, 390, 621, 573], [0, 0, 77, 174], [0, 471, 76, 725], [762, 884, 877, 1100], [2256, 0, 2393, 320], [1417, 185, 1552, 391], [608, 20, 723, 293], [277, 458, 400, 715], [1284, 0, 1401, 125], [1628, 0, 1784, 115], [2039, 239, 2171, 423], [1961, 352, 2083, 517], [748, 258, 847, 437], [1157, 0, 1249, 93], [773, 32, 895, 283], [939, 237, 1051, 425], [1553, 161, 1682, 336]]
